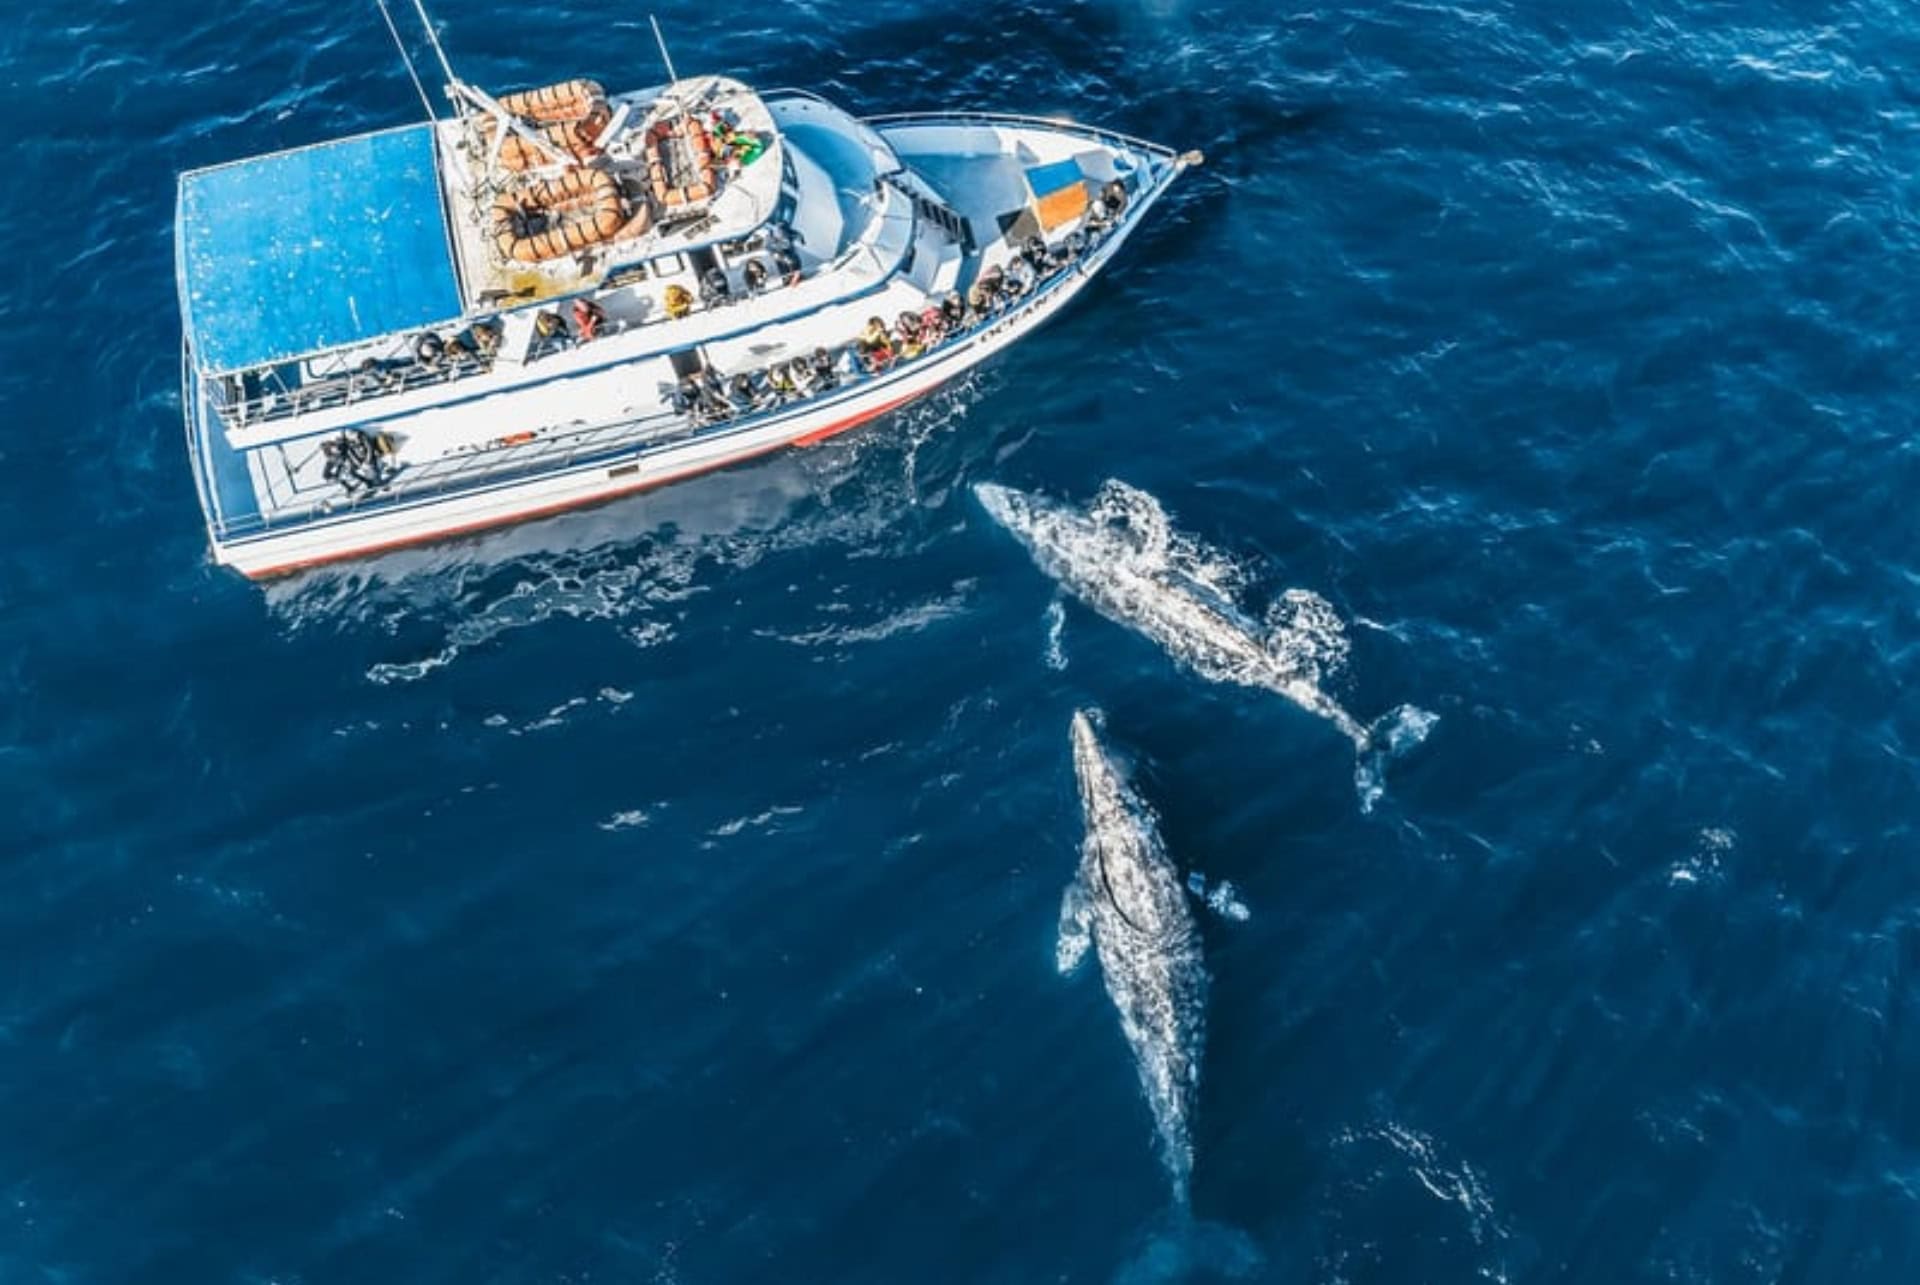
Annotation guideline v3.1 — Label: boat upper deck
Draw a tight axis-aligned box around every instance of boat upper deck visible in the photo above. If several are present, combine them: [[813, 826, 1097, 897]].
[[177, 123, 466, 375], [438, 75, 790, 308], [177, 76, 813, 382]]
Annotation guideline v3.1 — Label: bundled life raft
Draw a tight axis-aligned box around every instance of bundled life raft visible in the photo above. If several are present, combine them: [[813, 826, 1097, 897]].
[[646, 115, 719, 208], [479, 79, 613, 172], [491, 168, 629, 263], [499, 78, 605, 123]]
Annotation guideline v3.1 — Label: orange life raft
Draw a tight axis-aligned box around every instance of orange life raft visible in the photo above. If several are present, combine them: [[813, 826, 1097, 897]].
[[645, 115, 719, 208], [479, 79, 612, 172], [498, 79, 605, 123], [491, 168, 627, 263]]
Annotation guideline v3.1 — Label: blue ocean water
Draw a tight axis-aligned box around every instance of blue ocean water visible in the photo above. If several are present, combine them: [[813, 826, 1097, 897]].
[[5, 0, 1920, 1279]]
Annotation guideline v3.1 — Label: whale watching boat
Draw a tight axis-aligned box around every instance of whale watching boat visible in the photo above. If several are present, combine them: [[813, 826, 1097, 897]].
[[174, 16, 1199, 578]]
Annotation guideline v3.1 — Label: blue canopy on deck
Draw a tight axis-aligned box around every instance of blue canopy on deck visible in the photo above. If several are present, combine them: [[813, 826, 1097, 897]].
[[176, 124, 466, 373]]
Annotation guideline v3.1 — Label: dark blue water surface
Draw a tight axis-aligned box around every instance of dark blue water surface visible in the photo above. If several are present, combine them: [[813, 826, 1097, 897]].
[[7, 0, 1920, 1280]]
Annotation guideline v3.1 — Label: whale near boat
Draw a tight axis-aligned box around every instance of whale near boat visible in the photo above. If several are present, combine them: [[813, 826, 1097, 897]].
[[173, 24, 1199, 578]]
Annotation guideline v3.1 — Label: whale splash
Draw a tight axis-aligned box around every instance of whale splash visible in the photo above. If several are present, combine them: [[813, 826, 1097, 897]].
[[1058, 710, 1207, 1204], [977, 480, 1434, 811]]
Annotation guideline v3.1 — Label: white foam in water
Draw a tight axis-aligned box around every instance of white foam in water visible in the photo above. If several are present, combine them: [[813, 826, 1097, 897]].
[[1185, 871, 1252, 922], [1043, 598, 1068, 670], [597, 809, 651, 832], [1670, 826, 1736, 885], [1328, 1120, 1508, 1267], [978, 479, 1435, 811], [334, 397, 992, 685], [769, 581, 975, 648], [1206, 880, 1251, 922]]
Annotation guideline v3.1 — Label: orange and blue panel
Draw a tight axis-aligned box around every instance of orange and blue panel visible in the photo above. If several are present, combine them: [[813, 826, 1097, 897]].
[[1025, 159, 1090, 231]]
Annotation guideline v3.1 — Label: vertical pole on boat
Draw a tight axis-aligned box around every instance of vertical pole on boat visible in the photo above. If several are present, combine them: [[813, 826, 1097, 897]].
[[374, 0, 437, 121], [649, 14, 680, 86]]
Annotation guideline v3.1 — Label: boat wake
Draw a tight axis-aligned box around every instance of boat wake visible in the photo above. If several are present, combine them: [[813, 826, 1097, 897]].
[[979, 479, 1434, 810], [265, 392, 990, 684]]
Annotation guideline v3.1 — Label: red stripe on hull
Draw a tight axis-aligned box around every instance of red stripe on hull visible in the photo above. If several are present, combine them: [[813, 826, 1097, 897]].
[[242, 386, 932, 579]]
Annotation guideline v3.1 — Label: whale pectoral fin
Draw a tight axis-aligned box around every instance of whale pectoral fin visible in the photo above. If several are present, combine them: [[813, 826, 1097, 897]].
[[1056, 879, 1093, 976]]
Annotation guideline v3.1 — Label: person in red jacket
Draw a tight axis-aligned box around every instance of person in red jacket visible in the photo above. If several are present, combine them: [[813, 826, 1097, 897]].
[[572, 296, 608, 342]]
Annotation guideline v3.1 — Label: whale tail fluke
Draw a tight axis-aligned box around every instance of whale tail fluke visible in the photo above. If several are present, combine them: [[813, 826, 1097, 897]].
[[1111, 1208, 1265, 1284], [1352, 704, 1439, 813]]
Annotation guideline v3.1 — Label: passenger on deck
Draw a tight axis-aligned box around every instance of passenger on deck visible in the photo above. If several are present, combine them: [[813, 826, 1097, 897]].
[[711, 117, 766, 168], [1004, 255, 1035, 300], [1088, 178, 1127, 237], [414, 331, 447, 370], [919, 302, 947, 344], [767, 360, 798, 400], [811, 346, 840, 391], [895, 311, 926, 359], [742, 258, 769, 294], [664, 283, 694, 320], [790, 356, 817, 395], [857, 316, 895, 372], [1020, 236, 1050, 274], [771, 244, 803, 286], [978, 264, 1013, 314], [353, 357, 399, 395], [322, 429, 393, 495], [696, 368, 731, 421], [699, 266, 732, 306], [671, 375, 700, 418], [533, 310, 568, 352], [941, 291, 967, 331], [571, 297, 608, 342], [729, 372, 761, 411], [466, 319, 503, 361]]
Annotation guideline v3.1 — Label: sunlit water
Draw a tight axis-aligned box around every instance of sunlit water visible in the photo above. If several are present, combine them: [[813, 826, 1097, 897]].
[[4, 1, 1920, 1281]]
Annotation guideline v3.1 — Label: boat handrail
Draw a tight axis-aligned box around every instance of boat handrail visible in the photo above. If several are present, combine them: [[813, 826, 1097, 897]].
[[856, 108, 1178, 160], [762, 89, 907, 177], [214, 266, 799, 432], [214, 345, 498, 429]]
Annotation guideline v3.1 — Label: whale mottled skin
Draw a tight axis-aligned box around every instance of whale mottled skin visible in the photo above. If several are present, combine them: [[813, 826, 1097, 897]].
[[977, 480, 1432, 809], [1058, 710, 1206, 1203]]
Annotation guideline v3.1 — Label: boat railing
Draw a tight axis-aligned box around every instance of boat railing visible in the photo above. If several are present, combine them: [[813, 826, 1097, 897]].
[[221, 406, 692, 540], [210, 245, 830, 433], [212, 345, 500, 430], [856, 108, 1178, 161]]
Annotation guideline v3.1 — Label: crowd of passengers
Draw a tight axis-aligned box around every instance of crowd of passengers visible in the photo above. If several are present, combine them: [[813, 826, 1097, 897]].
[[668, 224, 1102, 425], [287, 180, 1129, 425]]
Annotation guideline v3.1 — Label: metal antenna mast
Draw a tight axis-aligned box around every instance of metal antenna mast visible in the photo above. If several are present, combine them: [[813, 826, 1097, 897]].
[[374, 0, 437, 121], [649, 14, 680, 86], [408, 0, 461, 97]]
